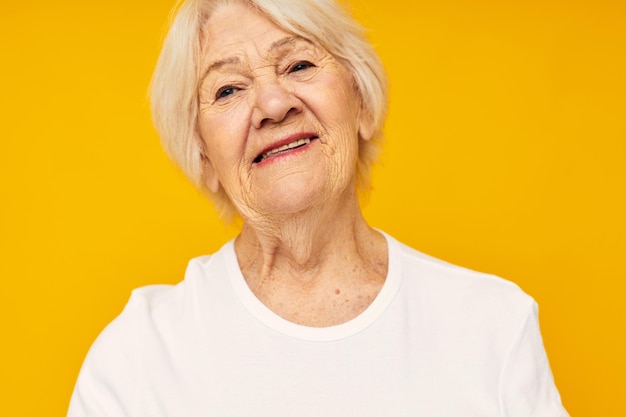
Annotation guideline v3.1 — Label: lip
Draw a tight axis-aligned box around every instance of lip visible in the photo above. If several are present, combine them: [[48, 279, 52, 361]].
[[253, 132, 319, 164]]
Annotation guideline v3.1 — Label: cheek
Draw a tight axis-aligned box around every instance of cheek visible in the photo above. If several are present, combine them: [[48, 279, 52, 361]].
[[199, 107, 249, 164], [322, 72, 361, 127]]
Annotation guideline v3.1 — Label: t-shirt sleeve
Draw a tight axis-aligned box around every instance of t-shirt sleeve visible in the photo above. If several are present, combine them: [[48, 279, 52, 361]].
[[67, 296, 143, 417], [499, 302, 569, 417]]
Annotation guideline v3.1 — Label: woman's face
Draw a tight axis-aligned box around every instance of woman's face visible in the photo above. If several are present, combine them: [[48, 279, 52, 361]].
[[197, 2, 372, 219]]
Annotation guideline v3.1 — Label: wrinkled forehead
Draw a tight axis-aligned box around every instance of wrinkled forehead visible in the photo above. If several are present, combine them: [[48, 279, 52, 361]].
[[204, 36, 318, 72], [199, 2, 293, 59], [198, 3, 325, 75]]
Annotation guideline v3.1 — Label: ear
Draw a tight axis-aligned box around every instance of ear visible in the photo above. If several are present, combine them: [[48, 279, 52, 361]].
[[200, 152, 220, 194], [358, 107, 375, 142]]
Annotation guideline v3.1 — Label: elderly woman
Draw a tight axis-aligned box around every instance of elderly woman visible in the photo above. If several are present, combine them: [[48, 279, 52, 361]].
[[68, 0, 569, 416]]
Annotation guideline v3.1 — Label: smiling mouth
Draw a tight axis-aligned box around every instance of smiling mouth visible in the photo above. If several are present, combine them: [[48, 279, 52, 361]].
[[253, 136, 318, 163]]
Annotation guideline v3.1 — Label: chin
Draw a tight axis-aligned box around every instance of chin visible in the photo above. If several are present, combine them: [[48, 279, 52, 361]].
[[261, 190, 322, 216], [258, 178, 337, 216]]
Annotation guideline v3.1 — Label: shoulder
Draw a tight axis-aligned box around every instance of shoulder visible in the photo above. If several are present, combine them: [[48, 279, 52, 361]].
[[80, 253, 219, 365], [128, 255, 209, 306], [68, 254, 218, 415], [386, 234, 535, 321], [112, 254, 216, 326]]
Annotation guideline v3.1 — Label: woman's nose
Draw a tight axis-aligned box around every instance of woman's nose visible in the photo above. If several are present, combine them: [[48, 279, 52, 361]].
[[251, 79, 303, 129]]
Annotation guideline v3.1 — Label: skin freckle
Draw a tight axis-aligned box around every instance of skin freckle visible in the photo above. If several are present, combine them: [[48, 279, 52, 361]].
[[335, 288, 341, 295]]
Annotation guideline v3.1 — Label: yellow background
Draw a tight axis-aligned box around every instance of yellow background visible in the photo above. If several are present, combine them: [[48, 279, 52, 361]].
[[1, 0, 624, 415]]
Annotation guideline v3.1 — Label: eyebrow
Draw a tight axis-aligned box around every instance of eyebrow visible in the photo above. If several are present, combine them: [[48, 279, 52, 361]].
[[268, 35, 309, 54], [200, 36, 312, 83], [203, 56, 241, 76]]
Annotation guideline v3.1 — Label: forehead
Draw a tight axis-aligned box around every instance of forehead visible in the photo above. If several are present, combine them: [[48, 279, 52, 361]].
[[202, 2, 298, 64]]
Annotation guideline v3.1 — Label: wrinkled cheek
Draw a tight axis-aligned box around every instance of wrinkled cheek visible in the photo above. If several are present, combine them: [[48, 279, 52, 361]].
[[330, 122, 360, 177], [220, 167, 255, 214]]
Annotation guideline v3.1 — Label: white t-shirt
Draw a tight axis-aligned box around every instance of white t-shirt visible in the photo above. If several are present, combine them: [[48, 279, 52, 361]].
[[68, 233, 569, 416]]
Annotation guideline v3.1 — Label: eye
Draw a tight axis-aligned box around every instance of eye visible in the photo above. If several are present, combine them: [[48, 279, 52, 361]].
[[215, 85, 238, 100], [289, 61, 315, 73]]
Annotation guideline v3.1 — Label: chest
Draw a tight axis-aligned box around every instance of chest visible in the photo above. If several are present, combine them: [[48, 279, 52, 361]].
[[133, 319, 503, 417]]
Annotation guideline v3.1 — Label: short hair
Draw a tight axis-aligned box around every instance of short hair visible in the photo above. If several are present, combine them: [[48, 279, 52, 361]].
[[150, 0, 388, 218]]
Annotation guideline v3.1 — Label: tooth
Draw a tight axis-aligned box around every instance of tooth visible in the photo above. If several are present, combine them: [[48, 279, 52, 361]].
[[260, 138, 312, 161]]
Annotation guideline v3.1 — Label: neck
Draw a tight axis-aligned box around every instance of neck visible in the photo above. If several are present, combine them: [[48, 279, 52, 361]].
[[234, 185, 385, 290]]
